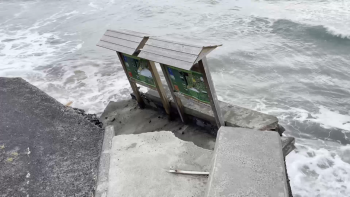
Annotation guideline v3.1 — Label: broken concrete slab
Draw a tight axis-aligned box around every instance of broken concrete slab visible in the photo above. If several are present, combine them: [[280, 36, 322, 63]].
[[0, 77, 103, 197], [95, 126, 114, 197], [100, 99, 216, 150], [206, 127, 289, 197], [281, 136, 296, 157], [108, 131, 213, 197], [134, 89, 279, 131]]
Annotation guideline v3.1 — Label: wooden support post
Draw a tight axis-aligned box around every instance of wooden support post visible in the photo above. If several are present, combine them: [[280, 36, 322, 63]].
[[198, 57, 225, 127], [160, 64, 187, 123], [116, 52, 145, 108], [148, 61, 171, 115]]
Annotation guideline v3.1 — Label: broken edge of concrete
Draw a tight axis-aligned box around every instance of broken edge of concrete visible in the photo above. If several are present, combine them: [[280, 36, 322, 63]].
[[132, 90, 279, 131], [206, 127, 290, 197], [131, 90, 295, 156], [95, 126, 114, 197]]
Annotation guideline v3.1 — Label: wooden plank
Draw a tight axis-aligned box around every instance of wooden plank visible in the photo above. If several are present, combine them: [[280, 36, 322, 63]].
[[107, 29, 146, 38], [138, 51, 193, 70], [100, 35, 139, 49], [160, 64, 186, 123], [198, 57, 225, 127], [194, 47, 216, 63], [151, 37, 204, 48], [97, 41, 135, 55], [105, 31, 144, 43], [148, 61, 171, 115], [146, 38, 202, 55], [116, 52, 144, 108], [134, 37, 149, 56], [143, 44, 197, 63], [151, 37, 221, 48]]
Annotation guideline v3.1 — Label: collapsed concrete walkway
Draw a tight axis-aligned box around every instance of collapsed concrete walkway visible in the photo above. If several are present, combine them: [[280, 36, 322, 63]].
[[100, 99, 217, 150], [98, 98, 293, 197], [0, 78, 103, 197]]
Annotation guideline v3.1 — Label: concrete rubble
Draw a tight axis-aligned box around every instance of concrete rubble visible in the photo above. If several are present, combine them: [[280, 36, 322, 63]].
[[98, 97, 294, 197]]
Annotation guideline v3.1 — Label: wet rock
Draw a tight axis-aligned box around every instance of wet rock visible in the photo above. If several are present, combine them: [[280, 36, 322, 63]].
[[72, 108, 103, 128]]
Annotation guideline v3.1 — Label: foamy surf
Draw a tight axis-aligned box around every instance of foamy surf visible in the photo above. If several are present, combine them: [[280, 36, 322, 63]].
[[287, 140, 350, 197]]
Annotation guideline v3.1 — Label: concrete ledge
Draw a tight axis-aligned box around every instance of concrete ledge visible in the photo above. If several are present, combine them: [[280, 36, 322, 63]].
[[206, 127, 289, 197], [130, 92, 295, 156], [99, 99, 216, 150], [95, 126, 114, 197], [134, 89, 279, 131]]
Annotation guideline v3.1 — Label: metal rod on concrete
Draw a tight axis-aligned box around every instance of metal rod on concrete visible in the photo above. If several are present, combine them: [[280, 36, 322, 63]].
[[148, 61, 171, 115], [160, 64, 186, 123], [198, 57, 225, 127], [117, 52, 145, 108], [167, 169, 209, 176]]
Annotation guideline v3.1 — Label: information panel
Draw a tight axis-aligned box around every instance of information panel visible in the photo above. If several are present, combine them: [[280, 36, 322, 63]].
[[164, 64, 209, 103], [122, 54, 155, 87]]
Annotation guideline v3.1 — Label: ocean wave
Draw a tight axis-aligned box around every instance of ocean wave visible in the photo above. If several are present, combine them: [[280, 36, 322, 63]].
[[272, 19, 350, 41]]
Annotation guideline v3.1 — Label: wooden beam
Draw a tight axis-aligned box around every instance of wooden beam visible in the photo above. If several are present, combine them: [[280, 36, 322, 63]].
[[116, 52, 145, 108], [148, 61, 171, 115], [198, 57, 225, 127], [160, 64, 186, 123]]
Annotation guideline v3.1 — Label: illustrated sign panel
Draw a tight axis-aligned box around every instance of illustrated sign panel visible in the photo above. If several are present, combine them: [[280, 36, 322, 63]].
[[164, 64, 210, 103], [122, 54, 155, 87]]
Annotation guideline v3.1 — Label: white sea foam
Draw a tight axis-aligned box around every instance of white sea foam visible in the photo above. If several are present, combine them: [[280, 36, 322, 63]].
[[248, 97, 350, 134], [307, 107, 350, 133], [88, 2, 100, 10], [287, 139, 350, 197], [43, 61, 133, 114], [0, 30, 56, 76]]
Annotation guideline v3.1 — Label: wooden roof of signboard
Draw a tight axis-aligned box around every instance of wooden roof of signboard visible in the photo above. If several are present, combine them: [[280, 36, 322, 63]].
[[138, 37, 221, 70], [97, 29, 148, 56], [97, 29, 221, 70]]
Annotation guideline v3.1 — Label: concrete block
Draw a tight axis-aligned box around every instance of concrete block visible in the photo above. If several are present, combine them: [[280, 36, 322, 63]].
[[108, 131, 213, 197], [206, 127, 289, 197], [95, 126, 114, 197]]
